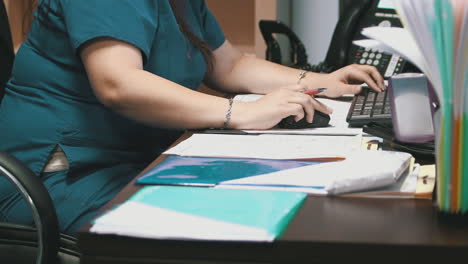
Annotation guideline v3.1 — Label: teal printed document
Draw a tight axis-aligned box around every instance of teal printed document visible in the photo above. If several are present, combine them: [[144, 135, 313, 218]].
[[136, 152, 412, 195], [90, 186, 307, 242], [136, 156, 319, 186]]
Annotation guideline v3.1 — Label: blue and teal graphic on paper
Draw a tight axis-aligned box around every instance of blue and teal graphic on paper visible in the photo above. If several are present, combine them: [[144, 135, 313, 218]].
[[136, 156, 318, 186]]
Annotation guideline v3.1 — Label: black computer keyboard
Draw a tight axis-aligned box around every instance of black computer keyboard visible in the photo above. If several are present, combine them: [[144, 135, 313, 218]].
[[346, 88, 392, 127]]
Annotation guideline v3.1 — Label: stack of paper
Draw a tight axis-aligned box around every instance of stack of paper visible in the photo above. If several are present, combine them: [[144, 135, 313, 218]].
[[217, 151, 413, 195], [164, 133, 361, 160], [355, 0, 468, 212], [90, 186, 306, 242], [137, 151, 414, 196]]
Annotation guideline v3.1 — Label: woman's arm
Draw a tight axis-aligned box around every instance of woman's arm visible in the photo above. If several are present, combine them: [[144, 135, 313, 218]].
[[81, 39, 328, 130], [3, 0, 34, 53], [205, 40, 386, 97], [81, 39, 231, 130]]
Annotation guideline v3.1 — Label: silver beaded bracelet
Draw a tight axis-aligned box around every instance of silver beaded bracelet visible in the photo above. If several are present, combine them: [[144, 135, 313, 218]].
[[223, 97, 234, 129]]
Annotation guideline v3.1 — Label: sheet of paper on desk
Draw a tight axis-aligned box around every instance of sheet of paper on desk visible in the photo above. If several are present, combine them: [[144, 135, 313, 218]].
[[164, 133, 362, 160], [217, 151, 413, 195], [224, 94, 362, 136], [136, 156, 319, 186], [90, 186, 307, 242], [341, 163, 420, 199]]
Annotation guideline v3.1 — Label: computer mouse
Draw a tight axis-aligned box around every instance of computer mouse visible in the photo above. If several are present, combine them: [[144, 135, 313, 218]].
[[278, 111, 331, 129]]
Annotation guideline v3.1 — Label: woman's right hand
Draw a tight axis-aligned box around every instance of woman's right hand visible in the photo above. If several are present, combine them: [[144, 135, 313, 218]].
[[229, 86, 333, 130]]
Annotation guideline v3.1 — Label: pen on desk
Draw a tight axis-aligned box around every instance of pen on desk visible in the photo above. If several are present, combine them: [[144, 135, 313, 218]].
[[304, 88, 327, 96]]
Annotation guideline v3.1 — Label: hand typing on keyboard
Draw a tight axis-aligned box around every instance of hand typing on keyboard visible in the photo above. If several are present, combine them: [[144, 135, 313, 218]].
[[304, 64, 386, 98], [346, 87, 392, 128]]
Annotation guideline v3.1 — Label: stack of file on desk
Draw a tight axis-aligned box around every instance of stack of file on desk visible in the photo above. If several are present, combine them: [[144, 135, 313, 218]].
[[137, 151, 415, 196], [354, 0, 468, 213], [90, 186, 306, 242]]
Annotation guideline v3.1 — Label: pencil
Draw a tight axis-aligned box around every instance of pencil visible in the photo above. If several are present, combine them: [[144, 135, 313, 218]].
[[304, 88, 327, 96]]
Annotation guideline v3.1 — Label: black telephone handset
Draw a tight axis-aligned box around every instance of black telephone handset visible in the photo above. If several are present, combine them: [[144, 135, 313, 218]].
[[259, 20, 313, 71], [259, 0, 418, 77], [323, 0, 374, 71], [324, 0, 418, 77]]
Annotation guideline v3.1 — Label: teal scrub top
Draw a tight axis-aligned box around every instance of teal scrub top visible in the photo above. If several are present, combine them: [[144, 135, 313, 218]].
[[0, 0, 225, 234]]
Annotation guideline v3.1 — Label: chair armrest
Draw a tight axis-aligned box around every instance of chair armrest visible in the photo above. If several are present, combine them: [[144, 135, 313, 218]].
[[0, 151, 59, 264]]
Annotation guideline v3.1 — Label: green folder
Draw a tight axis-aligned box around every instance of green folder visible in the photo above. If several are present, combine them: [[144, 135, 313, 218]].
[[430, 0, 454, 211], [92, 186, 307, 241]]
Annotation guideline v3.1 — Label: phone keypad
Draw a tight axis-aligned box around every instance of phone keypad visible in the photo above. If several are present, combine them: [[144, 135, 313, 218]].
[[353, 47, 404, 77]]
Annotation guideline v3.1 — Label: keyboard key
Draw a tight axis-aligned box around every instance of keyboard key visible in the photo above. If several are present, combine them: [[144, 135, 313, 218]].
[[367, 92, 376, 104], [384, 106, 391, 114], [347, 88, 393, 127], [373, 114, 391, 119]]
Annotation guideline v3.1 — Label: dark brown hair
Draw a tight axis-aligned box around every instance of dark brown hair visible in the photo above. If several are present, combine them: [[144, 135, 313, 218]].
[[169, 0, 214, 73]]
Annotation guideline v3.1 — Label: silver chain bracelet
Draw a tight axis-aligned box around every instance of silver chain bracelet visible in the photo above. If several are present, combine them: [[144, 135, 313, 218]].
[[223, 97, 234, 129]]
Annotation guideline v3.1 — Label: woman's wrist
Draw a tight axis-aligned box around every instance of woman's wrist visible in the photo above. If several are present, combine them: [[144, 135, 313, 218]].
[[223, 97, 234, 129], [224, 101, 252, 129], [297, 71, 309, 84], [300, 71, 326, 90]]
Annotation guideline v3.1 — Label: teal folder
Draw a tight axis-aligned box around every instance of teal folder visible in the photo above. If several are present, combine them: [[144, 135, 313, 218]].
[[91, 186, 307, 241], [136, 156, 319, 186]]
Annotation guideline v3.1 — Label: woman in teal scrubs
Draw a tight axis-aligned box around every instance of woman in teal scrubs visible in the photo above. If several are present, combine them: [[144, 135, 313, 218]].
[[0, 0, 385, 235]]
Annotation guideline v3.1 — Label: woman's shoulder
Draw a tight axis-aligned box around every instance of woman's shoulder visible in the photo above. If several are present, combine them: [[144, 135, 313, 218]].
[[56, 0, 159, 15]]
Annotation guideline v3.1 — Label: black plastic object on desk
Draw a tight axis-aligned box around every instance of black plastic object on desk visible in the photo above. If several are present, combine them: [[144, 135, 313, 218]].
[[278, 111, 331, 129], [363, 122, 435, 161], [346, 87, 392, 128]]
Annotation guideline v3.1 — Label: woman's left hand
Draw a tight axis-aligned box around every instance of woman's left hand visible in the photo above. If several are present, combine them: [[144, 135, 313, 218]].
[[304, 64, 386, 98]]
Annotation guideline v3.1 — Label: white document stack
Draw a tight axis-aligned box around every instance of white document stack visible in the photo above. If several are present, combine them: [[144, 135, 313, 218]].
[[217, 151, 414, 195]]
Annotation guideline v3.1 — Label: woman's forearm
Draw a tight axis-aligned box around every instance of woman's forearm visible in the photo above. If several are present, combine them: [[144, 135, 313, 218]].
[[99, 68, 233, 130], [206, 41, 323, 95], [206, 41, 384, 98], [210, 55, 324, 94]]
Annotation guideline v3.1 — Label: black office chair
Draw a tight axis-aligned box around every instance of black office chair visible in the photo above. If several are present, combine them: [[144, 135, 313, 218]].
[[0, 2, 80, 263]]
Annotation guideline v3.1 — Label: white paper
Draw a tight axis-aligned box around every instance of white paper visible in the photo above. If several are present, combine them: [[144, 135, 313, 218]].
[[164, 133, 362, 160], [354, 24, 442, 100], [90, 201, 274, 242], [394, 0, 442, 93], [340, 163, 420, 198], [219, 151, 413, 195]]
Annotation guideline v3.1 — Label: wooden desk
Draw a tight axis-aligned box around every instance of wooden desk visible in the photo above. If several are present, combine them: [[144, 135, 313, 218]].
[[77, 136, 468, 264]]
